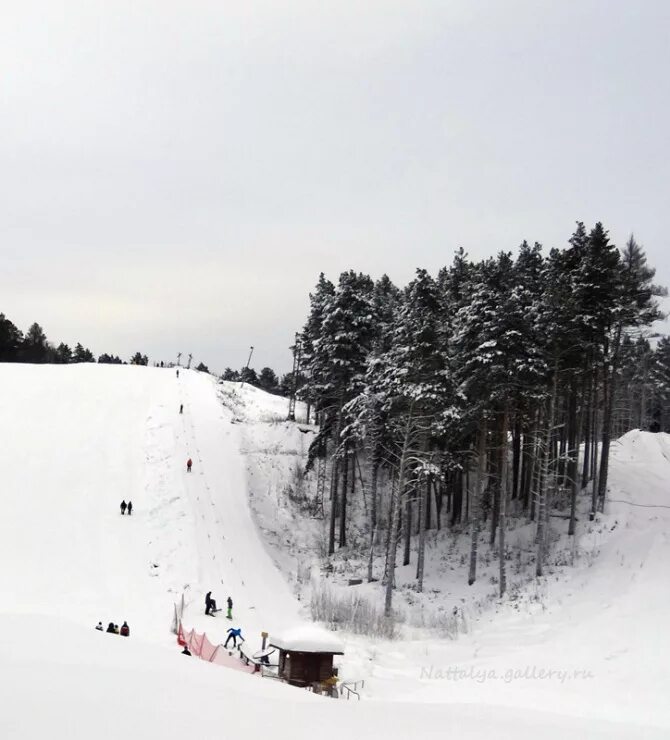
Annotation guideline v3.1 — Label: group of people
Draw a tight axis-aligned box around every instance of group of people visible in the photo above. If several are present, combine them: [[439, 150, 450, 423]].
[[96, 621, 130, 637], [205, 591, 234, 619], [204, 592, 242, 647], [120, 500, 133, 515]]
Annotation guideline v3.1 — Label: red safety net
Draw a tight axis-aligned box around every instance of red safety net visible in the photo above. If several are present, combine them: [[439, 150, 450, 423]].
[[177, 621, 256, 675]]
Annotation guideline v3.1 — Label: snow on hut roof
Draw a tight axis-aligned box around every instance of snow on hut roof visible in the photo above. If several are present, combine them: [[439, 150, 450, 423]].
[[269, 625, 344, 654]]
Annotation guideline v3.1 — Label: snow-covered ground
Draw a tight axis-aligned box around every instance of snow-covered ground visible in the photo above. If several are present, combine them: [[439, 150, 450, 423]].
[[0, 364, 668, 737]]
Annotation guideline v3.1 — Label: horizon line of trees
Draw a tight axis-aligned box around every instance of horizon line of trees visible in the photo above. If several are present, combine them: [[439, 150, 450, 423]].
[[0, 314, 290, 389], [294, 222, 668, 615]]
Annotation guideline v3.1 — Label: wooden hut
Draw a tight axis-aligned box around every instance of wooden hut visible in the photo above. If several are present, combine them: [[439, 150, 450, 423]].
[[269, 626, 344, 689]]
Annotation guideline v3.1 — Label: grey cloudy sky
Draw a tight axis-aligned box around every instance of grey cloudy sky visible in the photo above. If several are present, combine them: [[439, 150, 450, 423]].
[[2, 1, 669, 373]]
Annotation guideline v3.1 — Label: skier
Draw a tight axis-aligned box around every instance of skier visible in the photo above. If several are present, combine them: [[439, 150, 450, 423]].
[[127, 501, 133, 516], [120, 500, 127, 515], [187, 458, 192, 473], [205, 591, 217, 615], [95, 622, 104, 631], [179, 404, 183, 414], [224, 627, 243, 649], [106, 622, 115, 633], [226, 596, 233, 620], [182, 646, 191, 656], [120, 621, 130, 637]]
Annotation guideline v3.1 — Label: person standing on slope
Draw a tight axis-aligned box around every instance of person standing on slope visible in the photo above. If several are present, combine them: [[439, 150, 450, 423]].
[[226, 596, 233, 620], [187, 458, 192, 473], [120, 500, 127, 515], [127, 501, 133, 516], [176, 369, 179, 378], [179, 403, 183, 414], [224, 627, 243, 649]]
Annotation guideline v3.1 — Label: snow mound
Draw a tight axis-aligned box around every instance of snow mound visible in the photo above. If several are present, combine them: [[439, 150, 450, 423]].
[[270, 625, 345, 654]]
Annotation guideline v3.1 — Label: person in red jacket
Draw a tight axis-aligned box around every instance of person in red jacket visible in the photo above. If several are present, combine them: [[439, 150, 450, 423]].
[[187, 458, 192, 472], [120, 621, 130, 637]]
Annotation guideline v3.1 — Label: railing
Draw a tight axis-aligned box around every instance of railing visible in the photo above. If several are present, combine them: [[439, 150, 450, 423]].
[[340, 679, 365, 700]]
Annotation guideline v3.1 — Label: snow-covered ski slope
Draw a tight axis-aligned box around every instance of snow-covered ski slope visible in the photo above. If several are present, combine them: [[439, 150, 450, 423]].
[[0, 363, 300, 645], [0, 364, 668, 738]]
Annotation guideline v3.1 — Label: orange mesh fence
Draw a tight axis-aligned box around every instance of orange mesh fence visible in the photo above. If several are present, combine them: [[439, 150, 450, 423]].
[[176, 621, 255, 675]]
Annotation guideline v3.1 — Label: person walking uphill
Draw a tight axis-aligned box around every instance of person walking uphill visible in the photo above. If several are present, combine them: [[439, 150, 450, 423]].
[[120, 500, 127, 515], [186, 458, 192, 473], [224, 627, 243, 649]]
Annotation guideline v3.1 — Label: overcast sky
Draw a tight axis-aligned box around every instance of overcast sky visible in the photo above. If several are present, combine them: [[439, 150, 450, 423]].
[[1, 1, 669, 373]]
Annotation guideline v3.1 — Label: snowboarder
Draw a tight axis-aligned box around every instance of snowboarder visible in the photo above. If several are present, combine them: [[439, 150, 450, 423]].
[[205, 591, 218, 615], [120, 621, 130, 637], [187, 458, 192, 473], [127, 501, 133, 516], [106, 622, 115, 633], [120, 500, 127, 515], [95, 622, 103, 631], [182, 646, 191, 655], [224, 627, 243, 649], [226, 596, 233, 620], [179, 404, 183, 414]]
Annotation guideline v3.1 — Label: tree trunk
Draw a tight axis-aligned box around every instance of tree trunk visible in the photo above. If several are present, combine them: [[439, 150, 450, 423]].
[[327, 404, 344, 555], [416, 477, 427, 591], [367, 455, 380, 583], [512, 417, 522, 500], [499, 408, 509, 596], [328, 457, 340, 556], [489, 423, 502, 545], [597, 324, 623, 511], [402, 490, 412, 566], [338, 448, 349, 548], [537, 368, 558, 577], [569, 371, 587, 536], [468, 418, 487, 586], [384, 412, 414, 617]]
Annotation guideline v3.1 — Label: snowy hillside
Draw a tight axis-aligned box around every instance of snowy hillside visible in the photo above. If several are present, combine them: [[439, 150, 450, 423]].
[[1, 364, 669, 738]]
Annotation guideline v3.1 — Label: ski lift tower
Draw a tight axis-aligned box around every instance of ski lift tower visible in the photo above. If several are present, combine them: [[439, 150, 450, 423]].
[[287, 333, 302, 422]]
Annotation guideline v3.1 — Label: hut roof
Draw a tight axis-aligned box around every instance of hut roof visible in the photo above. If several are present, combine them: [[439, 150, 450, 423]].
[[269, 625, 344, 654]]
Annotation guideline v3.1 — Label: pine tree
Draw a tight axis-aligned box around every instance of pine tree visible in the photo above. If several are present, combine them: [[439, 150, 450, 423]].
[[0, 314, 23, 361]]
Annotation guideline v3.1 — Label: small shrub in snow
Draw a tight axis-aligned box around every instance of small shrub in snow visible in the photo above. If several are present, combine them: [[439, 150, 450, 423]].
[[310, 583, 399, 639]]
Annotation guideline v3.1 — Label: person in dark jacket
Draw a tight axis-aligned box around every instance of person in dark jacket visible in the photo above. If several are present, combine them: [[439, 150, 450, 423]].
[[95, 622, 104, 631], [127, 501, 133, 516], [226, 596, 233, 620], [120, 621, 130, 637], [106, 622, 115, 633], [187, 458, 192, 472], [224, 627, 243, 649], [179, 404, 183, 414], [205, 591, 217, 615], [182, 646, 191, 655], [120, 500, 127, 515]]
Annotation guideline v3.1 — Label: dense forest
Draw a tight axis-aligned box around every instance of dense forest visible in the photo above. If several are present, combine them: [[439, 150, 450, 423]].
[[294, 223, 669, 614]]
